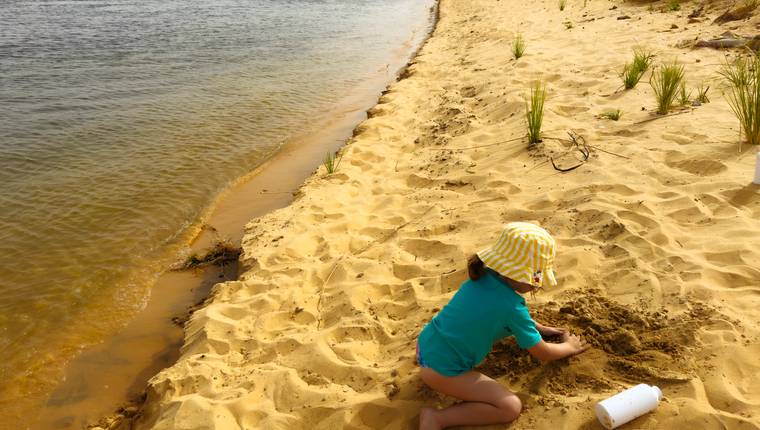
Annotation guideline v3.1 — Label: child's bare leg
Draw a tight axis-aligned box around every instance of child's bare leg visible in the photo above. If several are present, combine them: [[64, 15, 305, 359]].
[[419, 367, 521, 430]]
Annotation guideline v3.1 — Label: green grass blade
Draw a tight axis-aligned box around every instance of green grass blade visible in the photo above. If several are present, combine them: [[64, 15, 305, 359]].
[[512, 34, 526, 59], [526, 81, 546, 145]]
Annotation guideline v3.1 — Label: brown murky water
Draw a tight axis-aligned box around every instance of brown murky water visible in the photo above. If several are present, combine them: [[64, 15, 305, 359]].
[[0, 0, 435, 427]]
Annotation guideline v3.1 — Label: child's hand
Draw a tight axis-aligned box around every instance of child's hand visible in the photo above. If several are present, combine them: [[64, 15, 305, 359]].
[[539, 325, 566, 337], [535, 323, 566, 342], [563, 333, 590, 356], [527, 333, 590, 362]]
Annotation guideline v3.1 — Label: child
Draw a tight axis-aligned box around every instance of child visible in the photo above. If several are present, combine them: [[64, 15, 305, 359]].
[[417, 222, 589, 430]]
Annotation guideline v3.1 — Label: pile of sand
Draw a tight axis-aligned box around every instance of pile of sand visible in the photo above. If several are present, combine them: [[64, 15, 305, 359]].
[[119, 0, 760, 428]]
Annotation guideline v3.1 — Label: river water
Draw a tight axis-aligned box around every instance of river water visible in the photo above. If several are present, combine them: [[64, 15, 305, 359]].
[[0, 0, 434, 426]]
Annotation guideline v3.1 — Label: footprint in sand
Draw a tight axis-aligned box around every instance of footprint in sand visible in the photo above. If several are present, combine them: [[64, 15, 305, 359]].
[[665, 151, 728, 176]]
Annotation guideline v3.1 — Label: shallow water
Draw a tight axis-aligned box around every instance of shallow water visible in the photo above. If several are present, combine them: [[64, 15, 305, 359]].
[[0, 0, 434, 426]]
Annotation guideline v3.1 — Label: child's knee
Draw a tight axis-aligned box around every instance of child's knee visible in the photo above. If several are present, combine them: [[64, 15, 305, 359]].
[[497, 395, 522, 422]]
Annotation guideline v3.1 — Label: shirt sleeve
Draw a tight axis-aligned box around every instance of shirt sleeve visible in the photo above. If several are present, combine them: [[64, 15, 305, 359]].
[[504, 299, 542, 349]]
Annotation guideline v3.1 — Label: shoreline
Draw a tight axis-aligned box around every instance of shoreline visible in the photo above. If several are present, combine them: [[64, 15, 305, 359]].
[[36, 4, 440, 430], [103, 0, 760, 428]]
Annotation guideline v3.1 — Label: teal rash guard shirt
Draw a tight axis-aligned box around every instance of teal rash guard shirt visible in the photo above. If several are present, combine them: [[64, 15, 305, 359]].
[[417, 270, 542, 376]]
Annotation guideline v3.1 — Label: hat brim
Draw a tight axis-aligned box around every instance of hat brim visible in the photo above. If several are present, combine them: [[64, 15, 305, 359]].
[[477, 248, 557, 288]]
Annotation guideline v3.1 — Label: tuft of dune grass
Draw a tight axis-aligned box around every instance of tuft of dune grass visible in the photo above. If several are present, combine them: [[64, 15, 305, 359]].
[[526, 81, 546, 145], [720, 51, 760, 150], [650, 61, 685, 115], [678, 82, 692, 106], [323, 150, 342, 174], [598, 109, 622, 121], [621, 47, 655, 90], [512, 33, 526, 59], [696, 83, 710, 104]]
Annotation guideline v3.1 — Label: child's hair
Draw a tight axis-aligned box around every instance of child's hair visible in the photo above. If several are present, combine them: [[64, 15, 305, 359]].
[[467, 254, 485, 280]]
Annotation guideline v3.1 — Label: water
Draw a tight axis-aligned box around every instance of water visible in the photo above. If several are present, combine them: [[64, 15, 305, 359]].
[[0, 0, 434, 425]]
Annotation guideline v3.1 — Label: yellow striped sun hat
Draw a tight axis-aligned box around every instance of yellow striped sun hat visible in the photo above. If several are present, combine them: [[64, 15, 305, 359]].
[[477, 222, 557, 288]]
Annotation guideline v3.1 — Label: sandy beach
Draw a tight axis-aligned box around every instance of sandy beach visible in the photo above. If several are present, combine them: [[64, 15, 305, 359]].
[[115, 0, 760, 428]]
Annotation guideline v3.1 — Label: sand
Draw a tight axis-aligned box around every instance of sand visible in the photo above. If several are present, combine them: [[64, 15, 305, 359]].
[[117, 0, 760, 428]]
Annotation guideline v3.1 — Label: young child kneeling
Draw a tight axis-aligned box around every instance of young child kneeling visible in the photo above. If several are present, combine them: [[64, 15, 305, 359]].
[[417, 222, 589, 430]]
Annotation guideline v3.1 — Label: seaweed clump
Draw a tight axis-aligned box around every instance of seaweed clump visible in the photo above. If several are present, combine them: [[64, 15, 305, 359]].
[[174, 240, 241, 270]]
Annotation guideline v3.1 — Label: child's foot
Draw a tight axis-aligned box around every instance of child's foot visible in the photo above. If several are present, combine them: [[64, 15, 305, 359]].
[[419, 407, 441, 430]]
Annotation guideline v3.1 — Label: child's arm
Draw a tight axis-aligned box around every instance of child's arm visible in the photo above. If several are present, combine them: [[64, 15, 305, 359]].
[[527, 332, 589, 363]]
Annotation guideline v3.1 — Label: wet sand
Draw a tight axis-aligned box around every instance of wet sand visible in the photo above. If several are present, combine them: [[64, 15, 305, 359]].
[[106, 0, 760, 428]]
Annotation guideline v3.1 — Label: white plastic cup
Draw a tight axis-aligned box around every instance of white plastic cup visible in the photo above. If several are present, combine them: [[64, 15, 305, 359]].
[[754, 151, 760, 185], [595, 384, 662, 429]]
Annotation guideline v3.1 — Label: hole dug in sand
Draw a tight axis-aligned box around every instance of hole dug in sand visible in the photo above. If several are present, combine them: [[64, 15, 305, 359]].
[[475, 289, 729, 407]]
